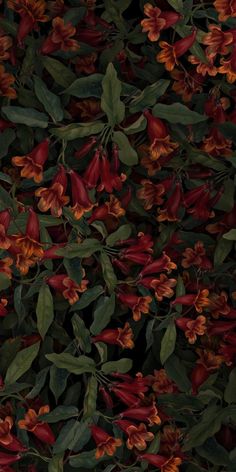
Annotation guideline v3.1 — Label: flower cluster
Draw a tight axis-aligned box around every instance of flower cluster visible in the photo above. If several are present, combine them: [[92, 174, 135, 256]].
[[0, 0, 236, 471]]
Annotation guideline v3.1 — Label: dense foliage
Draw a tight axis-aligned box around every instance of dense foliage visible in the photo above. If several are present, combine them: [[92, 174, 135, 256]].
[[0, 0, 236, 470]]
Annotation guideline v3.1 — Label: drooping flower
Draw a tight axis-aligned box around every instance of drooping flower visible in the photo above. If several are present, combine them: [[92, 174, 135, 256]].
[[0, 417, 26, 452], [35, 165, 70, 217], [213, 0, 236, 22], [7, 0, 48, 43], [0, 35, 13, 61], [156, 29, 197, 71], [18, 405, 55, 445], [119, 402, 161, 426], [141, 4, 181, 42], [175, 315, 207, 343], [202, 24, 233, 58], [0, 65, 16, 99], [90, 425, 122, 459], [0, 299, 8, 318], [0, 210, 11, 250], [92, 323, 134, 349], [218, 48, 236, 83], [140, 253, 176, 277], [40, 16, 80, 54], [191, 349, 224, 394], [157, 182, 183, 222], [47, 272, 88, 305], [137, 180, 165, 209], [150, 369, 178, 394], [149, 274, 177, 301], [0, 258, 14, 279], [69, 170, 94, 220], [208, 291, 230, 318], [88, 195, 125, 223], [160, 426, 183, 457], [117, 292, 152, 321], [139, 453, 182, 472], [172, 289, 210, 313], [114, 420, 154, 451], [144, 110, 178, 160], [75, 52, 98, 74], [188, 54, 218, 77], [12, 139, 49, 183], [171, 68, 204, 102], [181, 241, 212, 270]]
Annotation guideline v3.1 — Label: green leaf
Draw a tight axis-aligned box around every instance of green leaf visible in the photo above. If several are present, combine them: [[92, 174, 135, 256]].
[[223, 229, 236, 240], [152, 103, 208, 125], [50, 365, 70, 403], [83, 376, 98, 418], [99, 253, 118, 293], [160, 320, 177, 364], [167, 0, 183, 11], [72, 314, 91, 353], [53, 419, 90, 454], [224, 368, 236, 404], [219, 122, 236, 143], [48, 454, 64, 472], [214, 237, 233, 267], [64, 74, 103, 98], [71, 286, 104, 311], [90, 293, 116, 335], [36, 284, 54, 339], [165, 354, 191, 392], [57, 239, 102, 258], [129, 79, 170, 113], [196, 438, 230, 467], [122, 115, 147, 135], [39, 406, 78, 423], [2, 106, 48, 128], [64, 257, 83, 285], [26, 367, 49, 399], [101, 358, 133, 374], [5, 342, 40, 385], [34, 76, 64, 123], [46, 353, 96, 374], [101, 63, 125, 126], [113, 131, 138, 165], [0, 273, 11, 290], [106, 224, 132, 247], [183, 404, 223, 450], [41, 56, 76, 88], [0, 129, 15, 159], [174, 275, 185, 313], [71, 419, 91, 452], [51, 122, 104, 140], [69, 450, 105, 468]]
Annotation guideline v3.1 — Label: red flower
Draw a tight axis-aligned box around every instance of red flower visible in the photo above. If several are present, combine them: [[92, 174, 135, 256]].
[[0, 209, 11, 250], [172, 289, 210, 313], [69, 170, 94, 220], [40, 16, 79, 54], [144, 110, 178, 160], [90, 425, 122, 459], [157, 29, 197, 71], [141, 3, 181, 42], [47, 272, 88, 305], [35, 165, 69, 217], [114, 420, 154, 451], [119, 402, 161, 426], [139, 453, 182, 472], [7, 0, 48, 43], [0, 299, 8, 317], [176, 315, 207, 344], [12, 139, 49, 183], [117, 292, 152, 321], [92, 323, 134, 349], [0, 452, 21, 466], [18, 405, 55, 445]]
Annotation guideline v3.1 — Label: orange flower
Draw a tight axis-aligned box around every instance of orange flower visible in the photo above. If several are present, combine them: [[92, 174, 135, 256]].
[[90, 425, 122, 459], [75, 52, 97, 74], [47, 273, 88, 305], [181, 241, 206, 268], [0, 298, 8, 317], [137, 180, 164, 210], [140, 152, 161, 176], [92, 323, 134, 349], [196, 348, 224, 371], [0, 417, 13, 446], [151, 274, 177, 301], [35, 165, 69, 217], [219, 54, 236, 83], [0, 257, 13, 279], [194, 289, 210, 312], [214, 0, 236, 21], [115, 420, 154, 451], [150, 136, 178, 161], [0, 209, 11, 251], [202, 25, 233, 58], [201, 128, 232, 157], [151, 369, 178, 394], [12, 139, 49, 183], [208, 291, 230, 318], [171, 68, 203, 102], [40, 16, 80, 54], [160, 426, 183, 456], [141, 3, 166, 41], [140, 454, 182, 472], [7, 0, 48, 42], [0, 65, 16, 99], [117, 292, 152, 321], [176, 315, 207, 344], [188, 54, 218, 77], [0, 35, 13, 61], [106, 195, 125, 218], [18, 405, 49, 431], [157, 30, 197, 71]]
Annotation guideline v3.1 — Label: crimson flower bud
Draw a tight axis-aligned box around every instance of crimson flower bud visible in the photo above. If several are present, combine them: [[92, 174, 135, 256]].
[[143, 110, 168, 140]]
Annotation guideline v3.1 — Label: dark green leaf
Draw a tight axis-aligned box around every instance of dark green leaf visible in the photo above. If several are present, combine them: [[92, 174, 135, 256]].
[[165, 354, 191, 392], [5, 342, 40, 385], [83, 375, 98, 418], [64, 74, 103, 98], [223, 229, 236, 241], [64, 257, 83, 285], [36, 284, 54, 339], [2, 106, 48, 128], [214, 237, 233, 267], [90, 293, 116, 335], [46, 353, 96, 374], [153, 103, 207, 125], [34, 76, 64, 123], [48, 454, 64, 472], [69, 450, 105, 468], [41, 56, 76, 88], [224, 368, 236, 404], [0, 129, 15, 159], [26, 367, 49, 399], [0, 273, 11, 290], [122, 115, 147, 135], [99, 253, 118, 293], [71, 286, 104, 311], [53, 419, 90, 453], [72, 314, 91, 353], [113, 131, 138, 165], [39, 406, 78, 423], [51, 122, 104, 140], [129, 79, 170, 113], [160, 320, 177, 364], [167, 0, 183, 11], [101, 358, 133, 374], [57, 239, 102, 258], [101, 63, 125, 126], [106, 224, 132, 247], [183, 404, 223, 450], [196, 438, 230, 466]]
